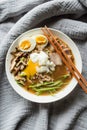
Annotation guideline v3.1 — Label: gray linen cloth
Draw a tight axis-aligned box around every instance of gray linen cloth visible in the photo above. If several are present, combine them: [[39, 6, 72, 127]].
[[0, 0, 87, 130]]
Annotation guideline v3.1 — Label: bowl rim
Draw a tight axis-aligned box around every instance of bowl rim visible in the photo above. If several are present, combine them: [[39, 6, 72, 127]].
[[5, 27, 82, 103]]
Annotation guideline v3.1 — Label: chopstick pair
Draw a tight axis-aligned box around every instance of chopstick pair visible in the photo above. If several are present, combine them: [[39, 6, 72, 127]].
[[42, 26, 87, 93]]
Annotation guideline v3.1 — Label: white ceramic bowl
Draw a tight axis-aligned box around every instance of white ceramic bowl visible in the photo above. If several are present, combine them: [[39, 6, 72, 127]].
[[5, 28, 82, 103]]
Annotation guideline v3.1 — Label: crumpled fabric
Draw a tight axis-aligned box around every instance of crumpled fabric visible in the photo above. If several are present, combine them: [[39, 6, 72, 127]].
[[0, 0, 87, 130]]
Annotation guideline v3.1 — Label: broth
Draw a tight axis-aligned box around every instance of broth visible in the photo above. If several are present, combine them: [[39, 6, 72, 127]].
[[25, 64, 73, 95], [10, 34, 75, 96]]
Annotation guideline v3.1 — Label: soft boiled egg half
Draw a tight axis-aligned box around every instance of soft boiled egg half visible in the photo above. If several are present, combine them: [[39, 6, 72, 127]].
[[19, 37, 36, 52], [32, 34, 48, 48]]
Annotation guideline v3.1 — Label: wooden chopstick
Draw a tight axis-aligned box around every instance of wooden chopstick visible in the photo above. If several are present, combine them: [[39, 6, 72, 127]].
[[41, 26, 87, 93], [45, 26, 87, 86]]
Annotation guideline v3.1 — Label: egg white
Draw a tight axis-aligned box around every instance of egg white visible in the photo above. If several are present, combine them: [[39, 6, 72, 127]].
[[30, 51, 55, 74]]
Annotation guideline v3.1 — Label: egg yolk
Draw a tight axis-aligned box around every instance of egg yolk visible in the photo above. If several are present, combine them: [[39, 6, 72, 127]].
[[36, 36, 46, 45], [19, 40, 31, 50], [23, 59, 39, 77]]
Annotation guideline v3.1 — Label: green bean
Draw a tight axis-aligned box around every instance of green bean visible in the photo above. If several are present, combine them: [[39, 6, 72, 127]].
[[29, 80, 63, 88], [33, 82, 63, 92], [29, 75, 68, 88], [58, 73, 70, 79], [28, 73, 70, 96], [16, 80, 24, 86], [35, 91, 42, 96], [49, 90, 56, 96], [29, 81, 54, 88], [47, 80, 62, 87], [20, 72, 26, 77]]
